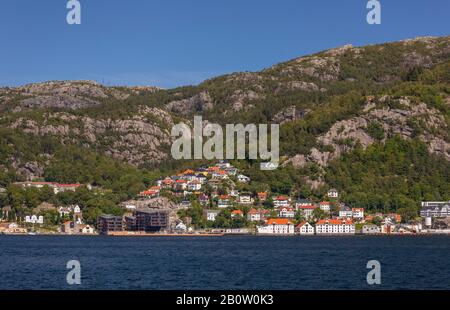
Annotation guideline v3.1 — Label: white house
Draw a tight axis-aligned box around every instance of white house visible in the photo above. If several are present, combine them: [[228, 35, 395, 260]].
[[339, 206, 353, 219], [327, 188, 339, 199], [273, 196, 290, 208], [238, 193, 253, 205], [278, 207, 295, 218], [315, 219, 355, 235], [352, 208, 364, 220], [58, 206, 71, 217], [218, 195, 232, 208], [77, 224, 95, 234], [247, 209, 261, 222], [231, 210, 244, 218], [247, 209, 269, 222], [257, 219, 295, 235], [187, 180, 202, 191], [298, 205, 318, 220], [205, 210, 221, 221], [174, 222, 187, 231], [295, 222, 315, 235], [25, 215, 44, 224], [237, 174, 251, 183], [295, 199, 311, 210], [319, 202, 331, 213]]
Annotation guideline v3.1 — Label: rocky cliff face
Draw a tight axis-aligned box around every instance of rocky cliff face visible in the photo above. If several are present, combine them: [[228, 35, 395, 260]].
[[1, 36, 449, 176], [1, 80, 160, 110], [8, 106, 173, 166], [285, 95, 450, 168]]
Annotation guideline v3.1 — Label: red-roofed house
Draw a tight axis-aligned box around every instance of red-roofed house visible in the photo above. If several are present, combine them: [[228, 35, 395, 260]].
[[231, 210, 244, 218], [247, 209, 269, 222], [319, 202, 331, 213], [257, 218, 294, 235], [174, 179, 188, 191], [352, 208, 365, 220], [273, 196, 290, 208], [315, 219, 355, 235], [218, 195, 232, 208], [187, 180, 202, 191], [257, 192, 268, 202]]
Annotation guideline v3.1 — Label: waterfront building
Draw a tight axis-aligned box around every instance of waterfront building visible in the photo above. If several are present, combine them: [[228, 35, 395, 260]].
[[77, 224, 95, 234], [124, 215, 137, 231], [135, 210, 169, 232], [362, 224, 381, 234], [295, 222, 315, 235], [97, 215, 124, 234], [25, 215, 44, 224], [0, 222, 27, 234], [315, 219, 355, 235], [257, 218, 295, 235], [420, 201, 450, 218]]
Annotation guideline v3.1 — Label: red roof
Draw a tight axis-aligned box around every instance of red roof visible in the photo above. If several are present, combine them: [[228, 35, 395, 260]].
[[274, 196, 289, 201], [56, 183, 81, 188], [299, 205, 317, 210], [316, 219, 354, 225], [231, 210, 243, 215], [219, 195, 230, 200], [267, 218, 293, 225]]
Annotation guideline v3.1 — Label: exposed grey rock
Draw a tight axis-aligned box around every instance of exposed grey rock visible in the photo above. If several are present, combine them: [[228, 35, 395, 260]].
[[166, 91, 214, 115], [272, 106, 310, 124]]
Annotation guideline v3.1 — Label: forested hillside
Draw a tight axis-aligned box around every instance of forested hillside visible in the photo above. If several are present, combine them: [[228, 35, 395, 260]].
[[0, 36, 449, 221]]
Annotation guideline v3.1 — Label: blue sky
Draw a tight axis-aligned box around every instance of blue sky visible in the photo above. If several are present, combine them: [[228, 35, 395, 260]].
[[1, 0, 449, 88]]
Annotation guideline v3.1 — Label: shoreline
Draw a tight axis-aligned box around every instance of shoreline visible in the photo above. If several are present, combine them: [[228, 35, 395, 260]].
[[2, 232, 450, 237]]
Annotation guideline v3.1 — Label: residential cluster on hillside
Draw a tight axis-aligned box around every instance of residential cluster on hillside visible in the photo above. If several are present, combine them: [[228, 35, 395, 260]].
[[95, 161, 449, 236], [1, 161, 449, 236]]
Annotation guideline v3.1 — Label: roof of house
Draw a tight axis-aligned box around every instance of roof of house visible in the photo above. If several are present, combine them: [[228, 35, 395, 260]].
[[316, 219, 354, 225], [231, 210, 243, 215], [274, 196, 289, 201], [295, 221, 311, 228], [299, 205, 317, 210], [267, 218, 293, 225]]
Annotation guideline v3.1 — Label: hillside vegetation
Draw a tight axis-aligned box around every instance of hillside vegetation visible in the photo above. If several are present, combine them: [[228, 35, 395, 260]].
[[0, 36, 449, 221]]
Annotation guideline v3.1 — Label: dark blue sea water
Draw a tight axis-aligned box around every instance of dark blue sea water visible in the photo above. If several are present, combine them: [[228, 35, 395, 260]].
[[0, 235, 449, 290]]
